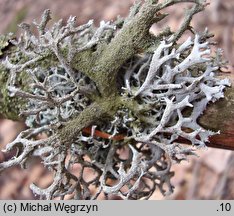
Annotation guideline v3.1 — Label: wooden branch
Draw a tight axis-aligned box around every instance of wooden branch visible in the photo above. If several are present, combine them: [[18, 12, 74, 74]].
[[0, 1, 233, 151], [81, 82, 234, 151], [199, 73, 234, 150]]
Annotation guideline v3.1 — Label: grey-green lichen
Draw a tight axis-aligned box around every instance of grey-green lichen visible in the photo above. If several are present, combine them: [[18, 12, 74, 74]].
[[199, 87, 234, 131], [5, 6, 28, 33]]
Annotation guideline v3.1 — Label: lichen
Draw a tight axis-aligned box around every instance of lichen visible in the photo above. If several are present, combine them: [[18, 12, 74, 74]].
[[0, 68, 27, 120], [0, 0, 231, 200], [0, 37, 30, 119], [199, 88, 234, 131]]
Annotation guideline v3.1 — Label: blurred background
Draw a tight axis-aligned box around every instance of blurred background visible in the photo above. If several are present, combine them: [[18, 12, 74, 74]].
[[0, 0, 233, 200]]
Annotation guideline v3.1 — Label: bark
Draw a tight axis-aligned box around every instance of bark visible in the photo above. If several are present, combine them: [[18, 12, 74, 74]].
[[0, 0, 233, 151], [199, 77, 234, 150]]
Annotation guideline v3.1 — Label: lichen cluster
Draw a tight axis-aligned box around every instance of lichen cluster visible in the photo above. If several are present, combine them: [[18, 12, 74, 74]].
[[0, 0, 230, 200]]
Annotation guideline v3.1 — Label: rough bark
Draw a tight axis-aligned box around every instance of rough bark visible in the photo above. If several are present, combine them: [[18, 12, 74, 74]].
[[0, 0, 233, 150], [199, 76, 234, 150]]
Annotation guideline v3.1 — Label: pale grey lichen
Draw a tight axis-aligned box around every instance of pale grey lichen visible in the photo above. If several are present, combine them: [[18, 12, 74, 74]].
[[121, 32, 230, 150], [0, 1, 231, 200]]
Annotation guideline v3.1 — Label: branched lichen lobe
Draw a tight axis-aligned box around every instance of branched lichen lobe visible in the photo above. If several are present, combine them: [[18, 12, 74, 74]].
[[0, 0, 232, 200]]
